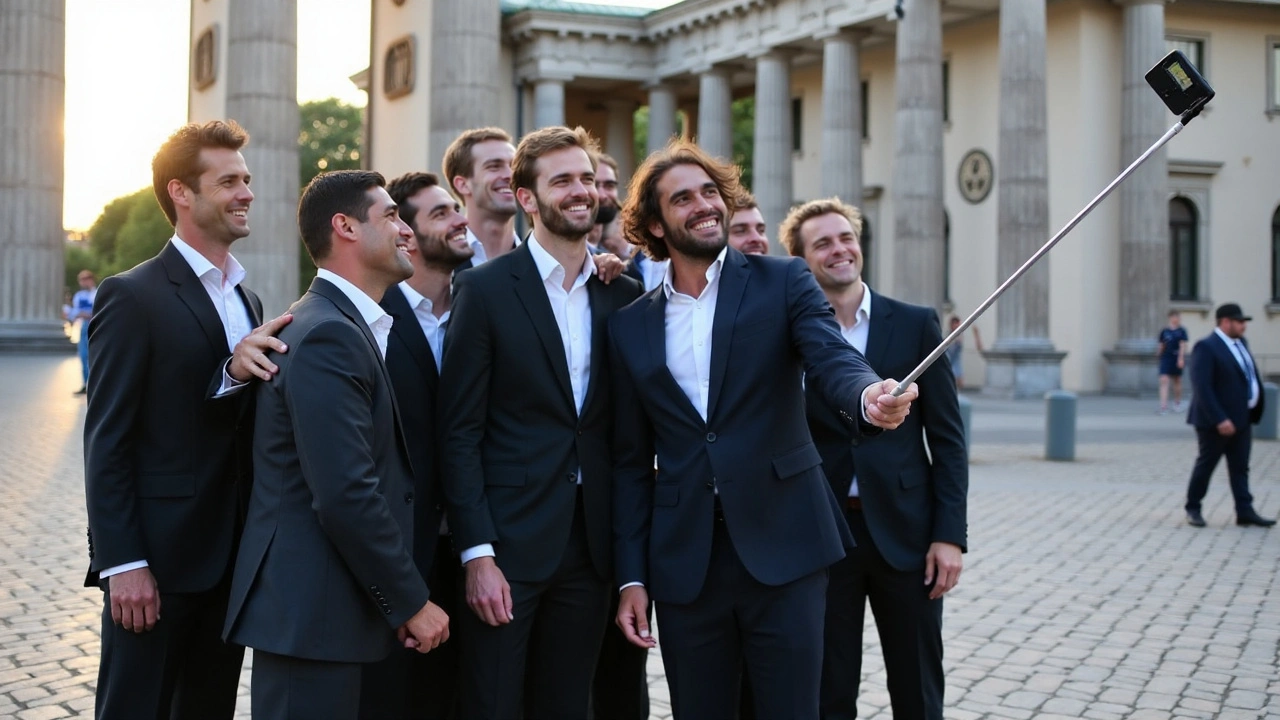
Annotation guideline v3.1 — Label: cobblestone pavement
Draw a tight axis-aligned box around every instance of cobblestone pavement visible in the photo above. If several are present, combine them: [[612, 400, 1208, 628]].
[[1, 354, 1277, 719]]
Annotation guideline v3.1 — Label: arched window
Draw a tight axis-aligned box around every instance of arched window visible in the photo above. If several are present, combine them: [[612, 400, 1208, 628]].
[[860, 218, 872, 287], [1170, 197, 1198, 301], [1272, 205, 1280, 302]]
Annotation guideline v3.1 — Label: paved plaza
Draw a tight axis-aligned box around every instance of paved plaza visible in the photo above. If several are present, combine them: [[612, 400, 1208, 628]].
[[1, 352, 1277, 719]]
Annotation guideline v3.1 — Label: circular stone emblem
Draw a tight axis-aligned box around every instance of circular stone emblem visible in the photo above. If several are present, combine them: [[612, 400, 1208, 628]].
[[957, 149, 994, 204]]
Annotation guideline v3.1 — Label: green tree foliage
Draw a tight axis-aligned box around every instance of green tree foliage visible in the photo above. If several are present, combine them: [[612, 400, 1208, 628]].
[[109, 194, 173, 276], [298, 98, 364, 291], [731, 97, 755, 192], [87, 188, 152, 265]]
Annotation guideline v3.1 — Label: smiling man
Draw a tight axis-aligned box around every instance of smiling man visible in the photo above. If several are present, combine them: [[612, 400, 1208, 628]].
[[224, 170, 449, 720], [439, 126, 642, 720], [727, 194, 770, 255], [442, 127, 522, 268]]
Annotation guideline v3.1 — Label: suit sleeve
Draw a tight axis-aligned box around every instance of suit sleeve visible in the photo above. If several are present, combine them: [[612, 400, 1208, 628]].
[[83, 276, 151, 575], [915, 309, 969, 551], [1190, 341, 1226, 425], [785, 259, 881, 434], [438, 271, 501, 553], [285, 319, 428, 628], [609, 316, 655, 588]]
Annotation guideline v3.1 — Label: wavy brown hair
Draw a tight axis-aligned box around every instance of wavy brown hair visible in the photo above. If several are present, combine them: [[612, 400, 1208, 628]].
[[620, 140, 746, 261], [778, 197, 863, 257], [151, 120, 249, 225], [510, 125, 600, 195]]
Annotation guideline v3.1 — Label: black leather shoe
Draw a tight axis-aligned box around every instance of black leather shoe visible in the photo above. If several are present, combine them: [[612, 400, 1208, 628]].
[[1237, 510, 1276, 527], [1186, 510, 1206, 527]]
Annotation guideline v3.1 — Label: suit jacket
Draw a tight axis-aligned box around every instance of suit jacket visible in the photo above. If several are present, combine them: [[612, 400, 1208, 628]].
[[381, 285, 448, 578], [609, 249, 879, 605], [1187, 331, 1266, 430], [83, 240, 262, 592], [223, 278, 427, 663], [622, 256, 644, 286], [439, 242, 643, 584], [807, 291, 967, 572]]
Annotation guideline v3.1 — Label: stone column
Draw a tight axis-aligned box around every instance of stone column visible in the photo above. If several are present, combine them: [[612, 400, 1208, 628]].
[[1104, 0, 1169, 395], [226, 0, 298, 317], [819, 29, 866, 206], [604, 99, 636, 195], [0, 0, 67, 351], [428, 0, 500, 166], [890, 0, 946, 312], [647, 83, 677, 155], [752, 50, 795, 254], [533, 77, 567, 129], [984, 0, 1066, 398], [697, 67, 733, 160]]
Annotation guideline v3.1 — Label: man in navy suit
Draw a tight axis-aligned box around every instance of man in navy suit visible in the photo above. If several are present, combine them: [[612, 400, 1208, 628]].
[[1184, 303, 1274, 528], [781, 198, 967, 720], [610, 140, 919, 719]]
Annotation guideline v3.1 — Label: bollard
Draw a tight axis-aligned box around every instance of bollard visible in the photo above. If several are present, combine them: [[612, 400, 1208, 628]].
[[956, 394, 972, 455], [1258, 382, 1279, 440], [1044, 390, 1076, 461]]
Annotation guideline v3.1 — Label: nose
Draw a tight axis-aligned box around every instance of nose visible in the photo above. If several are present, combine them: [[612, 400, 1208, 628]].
[[239, 183, 254, 203], [397, 218, 413, 238]]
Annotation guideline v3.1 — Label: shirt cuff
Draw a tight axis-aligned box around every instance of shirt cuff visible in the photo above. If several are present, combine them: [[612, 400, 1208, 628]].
[[100, 560, 149, 579], [460, 544, 495, 565], [215, 359, 250, 398], [619, 581, 644, 593]]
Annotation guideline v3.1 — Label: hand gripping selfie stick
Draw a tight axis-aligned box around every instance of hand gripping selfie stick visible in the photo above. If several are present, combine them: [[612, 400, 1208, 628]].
[[891, 50, 1215, 397]]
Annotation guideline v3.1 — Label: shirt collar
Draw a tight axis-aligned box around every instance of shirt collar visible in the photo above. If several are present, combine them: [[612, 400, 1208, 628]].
[[465, 227, 522, 251], [527, 234, 597, 285], [1214, 327, 1241, 348], [316, 268, 389, 329], [662, 246, 728, 299], [398, 281, 428, 311], [171, 234, 246, 288], [856, 285, 873, 324]]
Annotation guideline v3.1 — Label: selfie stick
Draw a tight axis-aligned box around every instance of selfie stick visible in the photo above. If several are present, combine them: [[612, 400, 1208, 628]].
[[891, 51, 1214, 397]]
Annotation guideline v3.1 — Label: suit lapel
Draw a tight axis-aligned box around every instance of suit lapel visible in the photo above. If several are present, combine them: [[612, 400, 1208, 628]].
[[643, 290, 704, 424], [706, 249, 748, 421], [161, 242, 232, 356], [581, 278, 610, 414], [382, 285, 439, 383], [863, 290, 893, 370], [236, 285, 263, 327], [511, 244, 576, 411]]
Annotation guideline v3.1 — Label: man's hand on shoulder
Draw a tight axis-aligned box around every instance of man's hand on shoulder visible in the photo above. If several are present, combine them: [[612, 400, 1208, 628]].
[[109, 567, 161, 633], [228, 312, 293, 382], [863, 379, 918, 430], [592, 252, 625, 284]]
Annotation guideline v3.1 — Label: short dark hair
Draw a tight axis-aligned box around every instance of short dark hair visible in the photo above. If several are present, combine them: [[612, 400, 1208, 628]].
[[151, 120, 249, 225], [298, 170, 386, 263], [621, 140, 745, 261], [387, 172, 442, 227]]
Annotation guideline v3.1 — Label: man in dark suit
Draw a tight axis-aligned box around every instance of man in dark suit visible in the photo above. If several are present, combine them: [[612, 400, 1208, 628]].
[[780, 198, 968, 720], [223, 170, 449, 720], [1184, 303, 1274, 528], [357, 171, 474, 720], [610, 141, 918, 719], [84, 120, 290, 720], [439, 126, 642, 720]]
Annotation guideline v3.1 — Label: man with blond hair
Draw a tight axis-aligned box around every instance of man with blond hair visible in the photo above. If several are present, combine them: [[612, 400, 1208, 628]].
[[440, 126, 642, 719], [780, 197, 967, 720]]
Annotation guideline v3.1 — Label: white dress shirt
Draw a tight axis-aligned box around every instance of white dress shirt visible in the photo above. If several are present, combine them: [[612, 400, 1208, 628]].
[[637, 254, 670, 293], [466, 227, 522, 267], [1215, 328, 1260, 409], [460, 236, 597, 566], [397, 281, 450, 371], [316, 269, 393, 360], [99, 235, 256, 580], [664, 249, 725, 421], [839, 289, 873, 497]]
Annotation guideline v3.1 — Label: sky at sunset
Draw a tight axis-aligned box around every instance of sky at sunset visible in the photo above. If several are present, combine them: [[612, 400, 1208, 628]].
[[62, 0, 676, 231]]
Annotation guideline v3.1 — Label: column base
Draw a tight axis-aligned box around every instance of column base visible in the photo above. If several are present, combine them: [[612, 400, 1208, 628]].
[[0, 321, 75, 353], [1102, 347, 1161, 396], [981, 347, 1068, 399]]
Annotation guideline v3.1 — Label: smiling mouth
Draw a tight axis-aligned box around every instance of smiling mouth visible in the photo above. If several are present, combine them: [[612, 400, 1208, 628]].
[[447, 229, 468, 244], [563, 203, 591, 214], [230, 209, 248, 218], [829, 259, 855, 269], [690, 217, 719, 232]]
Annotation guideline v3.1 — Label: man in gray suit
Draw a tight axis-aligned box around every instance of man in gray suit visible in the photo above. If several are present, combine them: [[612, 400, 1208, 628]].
[[223, 170, 449, 720]]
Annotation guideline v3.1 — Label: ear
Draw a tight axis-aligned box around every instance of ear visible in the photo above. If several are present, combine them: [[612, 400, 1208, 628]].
[[648, 219, 666, 239], [330, 213, 359, 245], [516, 187, 539, 216], [451, 174, 470, 200], [167, 179, 190, 210]]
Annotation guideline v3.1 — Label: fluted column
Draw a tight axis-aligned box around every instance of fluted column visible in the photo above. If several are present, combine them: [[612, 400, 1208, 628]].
[[697, 67, 733, 160], [647, 83, 677, 155], [226, 0, 298, 317], [0, 0, 68, 351], [819, 30, 865, 206], [604, 99, 636, 196], [428, 0, 500, 166], [752, 50, 795, 254], [891, 0, 946, 311], [533, 78, 567, 129], [985, 0, 1065, 398], [1105, 0, 1168, 395]]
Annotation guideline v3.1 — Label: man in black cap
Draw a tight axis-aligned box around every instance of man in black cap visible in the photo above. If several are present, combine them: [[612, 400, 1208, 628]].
[[1183, 303, 1274, 528]]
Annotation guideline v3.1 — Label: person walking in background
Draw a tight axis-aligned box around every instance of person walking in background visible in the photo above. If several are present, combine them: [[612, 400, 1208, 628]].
[[945, 315, 983, 390], [1183, 303, 1274, 529], [65, 269, 97, 395], [1158, 310, 1189, 414]]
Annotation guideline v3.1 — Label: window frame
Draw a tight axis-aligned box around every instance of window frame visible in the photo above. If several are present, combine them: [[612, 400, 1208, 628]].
[[1267, 36, 1280, 115]]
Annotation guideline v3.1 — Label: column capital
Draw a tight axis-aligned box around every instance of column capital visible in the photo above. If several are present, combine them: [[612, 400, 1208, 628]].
[[691, 63, 734, 77], [814, 27, 871, 43], [642, 80, 675, 92], [532, 73, 574, 84], [748, 47, 798, 62]]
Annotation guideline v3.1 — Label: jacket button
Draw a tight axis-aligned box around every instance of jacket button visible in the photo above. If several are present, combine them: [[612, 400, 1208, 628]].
[[404, 492, 414, 504], [706, 432, 717, 443], [705, 481, 714, 490], [566, 473, 576, 483]]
